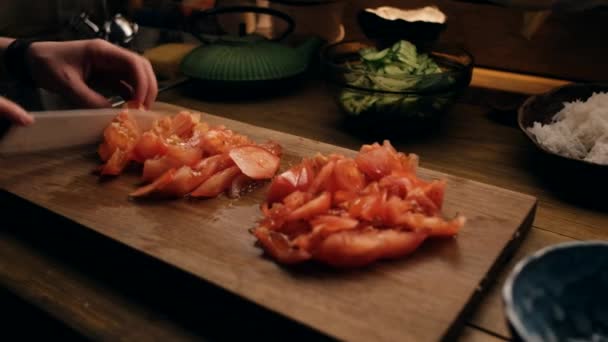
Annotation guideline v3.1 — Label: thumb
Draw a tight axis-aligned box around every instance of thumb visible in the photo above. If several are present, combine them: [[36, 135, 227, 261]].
[[0, 97, 34, 126], [61, 74, 111, 108]]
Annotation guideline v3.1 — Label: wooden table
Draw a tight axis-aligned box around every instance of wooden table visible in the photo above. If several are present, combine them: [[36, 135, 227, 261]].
[[2, 76, 607, 341]]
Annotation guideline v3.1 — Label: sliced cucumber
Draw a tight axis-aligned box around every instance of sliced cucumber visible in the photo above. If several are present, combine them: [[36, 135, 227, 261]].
[[370, 75, 418, 92], [340, 40, 447, 117], [360, 48, 390, 62]]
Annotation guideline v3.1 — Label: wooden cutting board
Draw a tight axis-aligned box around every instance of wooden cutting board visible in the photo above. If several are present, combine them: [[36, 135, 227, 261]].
[[0, 102, 537, 341]]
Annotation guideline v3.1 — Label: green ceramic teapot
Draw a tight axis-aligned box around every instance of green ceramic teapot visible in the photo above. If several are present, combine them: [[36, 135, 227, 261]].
[[180, 6, 323, 96]]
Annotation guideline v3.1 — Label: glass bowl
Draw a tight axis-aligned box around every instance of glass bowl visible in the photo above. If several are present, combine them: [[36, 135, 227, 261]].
[[321, 40, 473, 134]]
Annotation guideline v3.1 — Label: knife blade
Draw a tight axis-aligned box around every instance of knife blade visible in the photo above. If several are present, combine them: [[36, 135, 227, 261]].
[[0, 108, 162, 156]]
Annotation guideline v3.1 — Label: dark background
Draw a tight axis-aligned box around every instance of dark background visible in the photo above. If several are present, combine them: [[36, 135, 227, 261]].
[[1, 0, 607, 81]]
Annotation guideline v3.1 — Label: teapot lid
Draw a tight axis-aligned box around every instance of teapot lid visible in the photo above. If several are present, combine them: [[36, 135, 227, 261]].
[[181, 6, 313, 81], [180, 38, 308, 81]]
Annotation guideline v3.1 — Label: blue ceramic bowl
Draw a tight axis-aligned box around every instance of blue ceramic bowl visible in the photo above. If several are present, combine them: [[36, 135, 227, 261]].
[[503, 241, 608, 342]]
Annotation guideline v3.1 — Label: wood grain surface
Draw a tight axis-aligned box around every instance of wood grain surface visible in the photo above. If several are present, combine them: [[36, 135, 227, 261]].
[[0, 102, 536, 341], [0, 229, 200, 342], [155, 87, 608, 340]]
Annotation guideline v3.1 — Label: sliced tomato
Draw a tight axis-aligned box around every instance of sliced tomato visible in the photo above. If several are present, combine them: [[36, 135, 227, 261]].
[[333, 159, 365, 192], [228, 173, 255, 198], [152, 116, 173, 138], [348, 193, 384, 222], [142, 151, 207, 183], [200, 128, 252, 155], [423, 179, 446, 210], [142, 156, 180, 182], [160, 166, 200, 196], [258, 141, 283, 157], [310, 215, 359, 236], [103, 112, 140, 149], [333, 190, 358, 206], [171, 111, 199, 138], [151, 165, 218, 197], [98, 142, 113, 162], [199, 128, 228, 155], [183, 130, 202, 149], [406, 188, 439, 216], [252, 140, 463, 267], [436, 215, 466, 237], [229, 145, 280, 180], [279, 220, 312, 240], [266, 163, 314, 203], [287, 191, 331, 222], [308, 160, 336, 194], [166, 144, 202, 166], [382, 195, 414, 226], [298, 162, 317, 188], [259, 202, 291, 230], [395, 212, 465, 237], [355, 146, 402, 180], [399, 152, 419, 173], [252, 227, 311, 264], [133, 131, 167, 162], [359, 142, 381, 154], [378, 174, 414, 197], [99, 149, 131, 176], [118, 111, 141, 134], [282, 191, 312, 210], [361, 181, 381, 195], [382, 140, 397, 152], [152, 154, 234, 197], [223, 130, 252, 149], [266, 176, 296, 204], [193, 121, 210, 135], [98, 111, 141, 174], [193, 153, 234, 173], [129, 168, 176, 198], [190, 166, 241, 198], [312, 228, 428, 268]]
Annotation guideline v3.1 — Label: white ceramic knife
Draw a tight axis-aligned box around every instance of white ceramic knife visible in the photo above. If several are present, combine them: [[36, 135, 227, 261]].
[[0, 108, 162, 156]]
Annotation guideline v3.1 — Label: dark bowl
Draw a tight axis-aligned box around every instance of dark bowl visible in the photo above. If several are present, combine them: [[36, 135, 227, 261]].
[[502, 241, 608, 342], [357, 8, 446, 49], [518, 83, 608, 169]]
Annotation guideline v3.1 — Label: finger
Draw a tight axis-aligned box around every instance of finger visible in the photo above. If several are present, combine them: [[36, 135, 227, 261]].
[[61, 71, 111, 108], [0, 97, 34, 126], [89, 77, 134, 102], [125, 56, 149, 107], [141, 58, 158, 109], [118, 80, 135, 101], [88, 40, 149, 107]]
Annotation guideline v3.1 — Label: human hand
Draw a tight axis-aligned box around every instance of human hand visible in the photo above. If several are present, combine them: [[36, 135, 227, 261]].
[[26, 39, 158, 109], [0, 96, 34, 126]]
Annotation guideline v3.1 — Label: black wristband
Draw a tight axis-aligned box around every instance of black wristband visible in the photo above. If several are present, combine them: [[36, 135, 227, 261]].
[[3, 39, 37, 86]]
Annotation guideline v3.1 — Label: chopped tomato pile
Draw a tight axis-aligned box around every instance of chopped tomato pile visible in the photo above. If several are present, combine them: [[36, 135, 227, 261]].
[[251, 140, 465, 268], [97, 109, 282, 198]]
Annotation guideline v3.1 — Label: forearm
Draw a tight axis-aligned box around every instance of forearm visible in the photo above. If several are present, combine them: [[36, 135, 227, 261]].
[[0, 36, 33, 125]]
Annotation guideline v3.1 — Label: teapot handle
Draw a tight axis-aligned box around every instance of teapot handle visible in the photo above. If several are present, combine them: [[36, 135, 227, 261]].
[[189, 6, 295, 42]]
